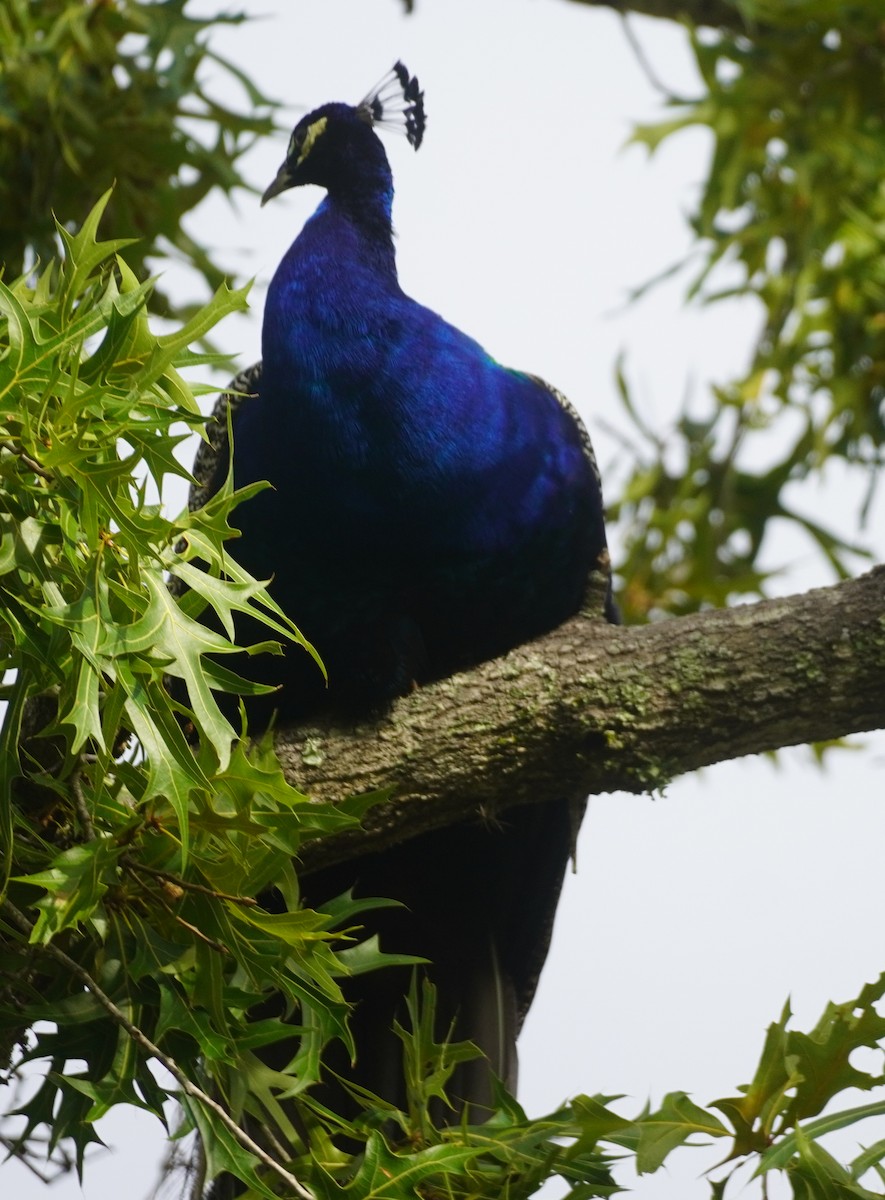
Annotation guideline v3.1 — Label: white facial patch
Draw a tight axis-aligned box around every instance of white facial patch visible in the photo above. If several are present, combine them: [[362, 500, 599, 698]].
[[294, 116, 328, 166]]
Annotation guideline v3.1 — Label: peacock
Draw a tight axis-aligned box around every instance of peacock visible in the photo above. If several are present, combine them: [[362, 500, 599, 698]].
[[191, 60, 615, 1161]]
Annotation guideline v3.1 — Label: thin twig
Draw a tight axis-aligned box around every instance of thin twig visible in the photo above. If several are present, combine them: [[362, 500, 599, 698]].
[[0, 1135, 58, 1184], [71, 765, 96, 842], [0, 440, 54, 481], [169, 910, 231, 955], [123, 858, 258, 906], [153, 1124, 205, 1200], [0, 898, 315, 1200], [188, 1134, 207, 1200], [619, 11, 684, 100]]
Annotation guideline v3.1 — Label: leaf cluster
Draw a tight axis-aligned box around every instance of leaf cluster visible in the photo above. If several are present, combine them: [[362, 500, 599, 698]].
[[0, 192, 388, 1188], [709, 972, 885, 1197], [358, 973, 885, 1200], [209, 973, 885, 1200], [612, 0, 884, 619], [0, 0, 277, 319]]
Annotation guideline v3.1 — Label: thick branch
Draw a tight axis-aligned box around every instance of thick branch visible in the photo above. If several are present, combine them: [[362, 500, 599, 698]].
[[277, 566, 885, 872], [562, 0, 748, 30], [405, 0, 748, 32]]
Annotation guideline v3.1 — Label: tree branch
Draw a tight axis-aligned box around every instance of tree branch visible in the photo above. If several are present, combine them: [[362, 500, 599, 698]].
[[560, 0, 748, 30], [277, 566, 885, 873]]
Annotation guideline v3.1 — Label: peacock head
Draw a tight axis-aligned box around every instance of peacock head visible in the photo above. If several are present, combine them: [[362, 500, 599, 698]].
[[262, 62, 425, 205]]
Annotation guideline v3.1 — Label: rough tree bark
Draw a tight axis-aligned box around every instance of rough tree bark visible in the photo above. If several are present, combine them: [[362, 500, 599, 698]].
[[277, 565, 885, 874]]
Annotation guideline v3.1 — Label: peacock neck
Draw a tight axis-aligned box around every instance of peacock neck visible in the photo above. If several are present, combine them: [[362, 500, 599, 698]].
[[325, 150, 397, 246], [306, 187, 398, 276], [261, 178, 401, 395]]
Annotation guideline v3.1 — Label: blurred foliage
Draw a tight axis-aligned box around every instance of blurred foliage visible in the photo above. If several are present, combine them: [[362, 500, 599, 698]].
[[0, 0, 276, 319], [610, 0, 885, 619]]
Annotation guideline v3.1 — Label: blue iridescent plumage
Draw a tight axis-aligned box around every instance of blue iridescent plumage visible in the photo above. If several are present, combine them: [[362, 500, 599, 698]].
[[194, 63, 613, 1146]]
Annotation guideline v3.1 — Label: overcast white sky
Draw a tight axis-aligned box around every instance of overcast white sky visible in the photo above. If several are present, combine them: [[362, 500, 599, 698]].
[[6, 2, 885, 1198]]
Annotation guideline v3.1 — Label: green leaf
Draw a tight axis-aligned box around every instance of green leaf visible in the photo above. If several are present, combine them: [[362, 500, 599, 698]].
[[758, 1099, 885, 1175], [15, 839, 123, 941], [341, 1132, 481, 1198], [179, 1093, 281, 1200], [782, 1124, 883, 1200], [634, 1092, 728, 1174]]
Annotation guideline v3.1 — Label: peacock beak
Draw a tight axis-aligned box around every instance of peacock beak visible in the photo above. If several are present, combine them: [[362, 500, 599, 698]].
[[261, 163, 296, 206]]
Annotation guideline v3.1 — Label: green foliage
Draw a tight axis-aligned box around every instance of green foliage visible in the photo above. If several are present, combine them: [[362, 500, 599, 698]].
[[612, 0, 884, 619], [0, 192, 386, 1188], [710, 973, 885, 1197], [0, 0, 277, 319], [0, 5, 883, 1198], [195, 973, 885, 1199], [195, 977, 711, 1200]]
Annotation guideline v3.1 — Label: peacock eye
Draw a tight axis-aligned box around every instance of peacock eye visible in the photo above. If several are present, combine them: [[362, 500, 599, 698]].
[[287, 131, 302, 159]]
